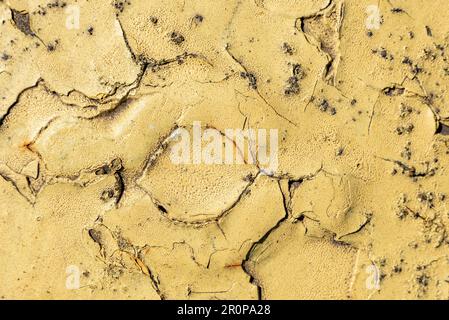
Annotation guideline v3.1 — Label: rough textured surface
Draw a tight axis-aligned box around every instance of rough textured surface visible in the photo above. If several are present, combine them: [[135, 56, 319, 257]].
[[1, 0, 448, 300]]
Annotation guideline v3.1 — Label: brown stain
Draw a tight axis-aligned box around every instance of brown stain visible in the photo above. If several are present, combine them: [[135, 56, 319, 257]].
[[19, 141, 35, 153], [224, 263, 242, 269]]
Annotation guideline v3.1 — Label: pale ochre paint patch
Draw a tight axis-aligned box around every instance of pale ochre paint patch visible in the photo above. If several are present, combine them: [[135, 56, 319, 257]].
[[0, 0, 448, 299]]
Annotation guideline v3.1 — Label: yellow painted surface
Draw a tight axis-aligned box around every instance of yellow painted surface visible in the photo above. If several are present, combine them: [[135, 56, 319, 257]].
[[0, 0, 448, 299]]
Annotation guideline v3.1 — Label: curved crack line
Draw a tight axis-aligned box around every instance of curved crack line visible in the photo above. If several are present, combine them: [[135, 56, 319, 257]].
[[240, 168, 327, 299], [241, 179, 289, 300], [138, 171, 261, 228], [0, 78, 42, 128], [87, 223, 166, 299], [0, 164, 35, 205], [224, 44, 299, 127]]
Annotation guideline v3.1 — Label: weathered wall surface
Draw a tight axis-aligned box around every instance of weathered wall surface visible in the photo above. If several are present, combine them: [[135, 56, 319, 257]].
[[0, 0, 448, 299]]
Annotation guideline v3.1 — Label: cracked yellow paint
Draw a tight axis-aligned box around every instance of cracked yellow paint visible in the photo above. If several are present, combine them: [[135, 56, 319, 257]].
[[0, 0, 448, 300]]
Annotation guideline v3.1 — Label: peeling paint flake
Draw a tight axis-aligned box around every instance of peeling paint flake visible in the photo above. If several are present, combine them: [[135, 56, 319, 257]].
[[0, 0, 448, 300]]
